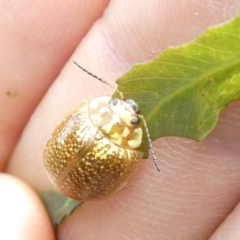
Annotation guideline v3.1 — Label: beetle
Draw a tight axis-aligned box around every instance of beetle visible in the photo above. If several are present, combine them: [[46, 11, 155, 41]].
[[44, 62, 160, 201]]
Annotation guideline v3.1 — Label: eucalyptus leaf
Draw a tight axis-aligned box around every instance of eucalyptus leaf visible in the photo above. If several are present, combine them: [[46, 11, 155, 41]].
[[115, 14, 240, 155], [39, 188, 82, 225]]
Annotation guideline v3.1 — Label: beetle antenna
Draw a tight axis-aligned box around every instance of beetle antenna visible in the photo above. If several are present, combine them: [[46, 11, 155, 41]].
[[139, 115, 160, 172], [73, 61, 123, 98], [73, 61, 159, 172]]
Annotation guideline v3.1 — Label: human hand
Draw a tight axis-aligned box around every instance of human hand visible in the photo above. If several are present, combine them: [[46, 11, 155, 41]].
[[2, 1, 240, 239]]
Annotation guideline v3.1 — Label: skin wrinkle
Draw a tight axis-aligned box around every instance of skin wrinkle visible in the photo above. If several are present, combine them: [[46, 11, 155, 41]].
[[138, 181, 205, 205], [118, 210, 159, 238], [101, 20, 131, 68], [164, 138, 231, 169], [84, 27, 127, 85], [103, 1, 161, 65], [148, 142, 240, 206], [220, 115, 240, 123], [123, 3, 150, 60], [124, 23, 146, 60]]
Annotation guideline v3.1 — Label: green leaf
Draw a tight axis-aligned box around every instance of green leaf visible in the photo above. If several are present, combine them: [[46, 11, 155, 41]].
[[39, 188, 82, 225], [115, 14, 240, 155]]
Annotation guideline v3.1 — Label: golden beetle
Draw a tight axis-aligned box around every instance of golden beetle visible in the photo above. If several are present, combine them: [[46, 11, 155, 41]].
[[44, 62, 159, 201]]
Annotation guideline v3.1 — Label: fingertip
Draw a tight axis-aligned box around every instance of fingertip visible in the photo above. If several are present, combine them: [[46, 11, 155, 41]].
[[0, 174, 55, 240]]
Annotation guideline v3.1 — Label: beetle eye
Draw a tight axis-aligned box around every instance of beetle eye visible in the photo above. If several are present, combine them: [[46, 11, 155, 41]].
[[124, 99, 139, 113], [131, 117, 140, 125], [112, 98, 119, 105]]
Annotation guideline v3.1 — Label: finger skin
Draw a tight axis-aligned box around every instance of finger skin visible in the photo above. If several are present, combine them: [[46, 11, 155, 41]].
[[0, 174, 55, 240], [7, 0, 240, 239], [0, 0, 109, 169]]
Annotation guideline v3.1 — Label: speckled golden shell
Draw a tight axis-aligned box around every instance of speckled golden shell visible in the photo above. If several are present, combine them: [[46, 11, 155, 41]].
[[44, 97, 143, 201]]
